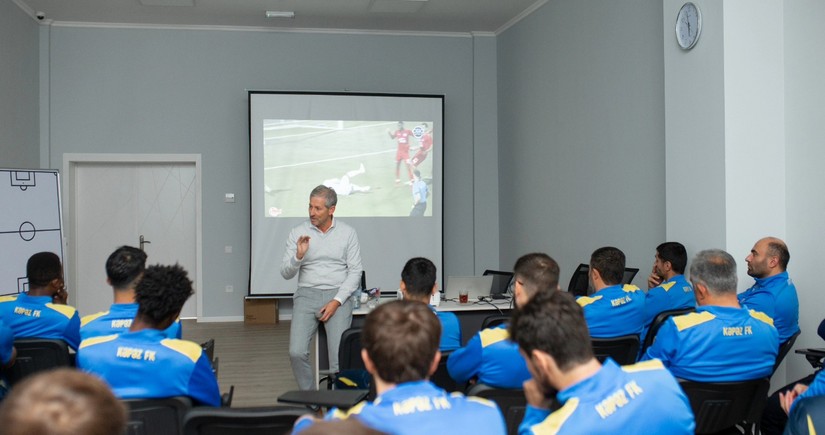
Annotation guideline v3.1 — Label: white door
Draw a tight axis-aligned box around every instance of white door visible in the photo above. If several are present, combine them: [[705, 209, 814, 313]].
[[65, 155, 201, 319]]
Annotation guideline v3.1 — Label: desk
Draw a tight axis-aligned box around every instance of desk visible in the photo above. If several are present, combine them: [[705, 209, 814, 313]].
[[315, 297, 513, 380]]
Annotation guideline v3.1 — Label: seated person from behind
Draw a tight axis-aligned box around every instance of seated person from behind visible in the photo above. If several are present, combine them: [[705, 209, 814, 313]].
[[0, 252, 81, 350], [512, 290, 694, 434], [400, 257, 460, 351], [448, 253, 559, 389], [0, 368, 127, 435], [78, 264, 220, 406], [294, 300, 506, 435], [643, 242, 695, 330], [739, 237, 800, 344], [0, 318, 16, 368], [81, 246, 181, 340], [576, 247, 646, 338], [642, 249, 778, 382]]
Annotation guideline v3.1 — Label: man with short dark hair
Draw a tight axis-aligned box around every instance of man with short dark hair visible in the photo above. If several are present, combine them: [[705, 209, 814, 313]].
[[0, 368, 127, 435], [643, 242, 695, 332], [576, 247, 646, 338], [642, 249, 778, 382], [0, 252, 80, 350], [739, 237, 800, 343], [78, 264, 220, 406], [281, 185, 363, 390], [294, 300, 506, 434], [511, 290, 694, 434], [80, 246, 181, 340], [400, 257, 460, 350], [448, 253, 558, 389]]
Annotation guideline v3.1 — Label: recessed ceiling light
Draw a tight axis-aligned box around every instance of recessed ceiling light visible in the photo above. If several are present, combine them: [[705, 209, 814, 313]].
[[265, 11, 295, 19]]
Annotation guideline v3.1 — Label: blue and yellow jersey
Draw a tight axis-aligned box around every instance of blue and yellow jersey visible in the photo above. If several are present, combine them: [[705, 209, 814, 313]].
[[577, 284, 646, 338], [77, 329, 220, 406], [0, 317, 14, 365], [80, 303, 182, 341], [642, 305, 778, 382], [430, 307, 461, 352], [0, 293, 81, 350], [447, 323, 531, 389], [519, 359, 694, 435], [738, 271, 800, 343], [295, 380, 506, 435], [643, 274, 695, 326]]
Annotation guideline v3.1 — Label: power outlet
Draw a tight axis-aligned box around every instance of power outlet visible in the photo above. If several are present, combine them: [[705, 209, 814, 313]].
[[225, 285, 234, 293]]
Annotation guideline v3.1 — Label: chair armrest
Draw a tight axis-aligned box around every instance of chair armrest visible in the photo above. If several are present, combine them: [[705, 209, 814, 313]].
[[795, 348, 825, 370]]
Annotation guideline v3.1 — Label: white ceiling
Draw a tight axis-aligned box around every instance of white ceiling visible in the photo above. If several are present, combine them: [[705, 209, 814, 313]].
[[14, 0, 548, 34]]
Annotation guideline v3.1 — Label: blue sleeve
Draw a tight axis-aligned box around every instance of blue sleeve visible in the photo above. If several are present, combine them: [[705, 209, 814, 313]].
[[447, 333, 483, 383], [518, 405, 552, 435], [0, 319, 14, 365], [64, 312, 82, 350], [738, 290, 775, 318], [641, 318, 677, 367], [796, 370, 825, 407], [187, 353, 222, 407], [437, 312, 461, 351]]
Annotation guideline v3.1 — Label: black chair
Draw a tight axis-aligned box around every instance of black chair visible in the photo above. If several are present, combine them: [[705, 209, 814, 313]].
[[795, 348, 825, 370], [640, 307, 696, 354], [567, 264, 640, 297], [483, 270, 514, 299], [678, 378, 770, 434], [784, 395, 825, 435], [622, 267, 640, 285], [591, 335, 640, 365], [5, 338, 73, 386], [321, 327, 368, 390], [430, 351, 459, 393], [773, 330, 802, 374], [467, 383, 530, 435], [481, 314, 510, 330], [182, 406, 308, 435], [123, 396, 193, 435]]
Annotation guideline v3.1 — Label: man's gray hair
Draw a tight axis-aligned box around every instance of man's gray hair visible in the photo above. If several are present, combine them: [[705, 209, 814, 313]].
[[310, 185, 337, 208], [689, 249, 737, 296]]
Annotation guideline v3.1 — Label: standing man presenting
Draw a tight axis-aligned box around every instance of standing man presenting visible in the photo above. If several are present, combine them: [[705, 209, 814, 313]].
[[281, 185, 363, 390]]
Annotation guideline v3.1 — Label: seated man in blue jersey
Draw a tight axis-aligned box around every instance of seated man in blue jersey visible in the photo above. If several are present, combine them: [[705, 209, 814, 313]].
[[642, 249, 779, 382], [400, 257, 460, 351], [576, 246, 646, 338], [294, 300, 506, 435], [739, 237, 800, 344], [0, 252, 81, 350], [81, 246, 181, 340], [78, 264, 220, 406], [448, 252, 559, 389], [511, 290, 694, 434], [643, 242, 695, 337]]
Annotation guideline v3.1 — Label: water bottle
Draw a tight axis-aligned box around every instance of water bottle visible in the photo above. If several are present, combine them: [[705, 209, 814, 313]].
[[351, 290, 361, 309]]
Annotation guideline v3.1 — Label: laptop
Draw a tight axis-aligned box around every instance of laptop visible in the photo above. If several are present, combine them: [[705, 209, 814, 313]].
[[445, 276, 494, 301]]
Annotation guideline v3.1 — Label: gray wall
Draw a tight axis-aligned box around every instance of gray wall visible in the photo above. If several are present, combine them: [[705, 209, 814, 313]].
[[497, 0, 666, 282], [0, 2, 39, 169], [43, 26, 494, 318]]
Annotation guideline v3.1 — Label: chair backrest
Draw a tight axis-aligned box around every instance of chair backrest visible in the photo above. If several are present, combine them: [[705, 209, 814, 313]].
[[641, 307, 696, 353], [481, 314, 510, 330], [466, 383, 529, 435], [679, 378, 770, 434], [337, 327, 364, 371], [182, 406, 308, 435], [773, 329, 802, 374], [123, 396, 193, 435], [5, 338, 73, 386], [483, 270, 515, 298], [785, 395, 825, 435], [567, 264, 591, 297], [622, 268, 640, 285], [591, 335, 640, 365], [430, 351, 459, 393]]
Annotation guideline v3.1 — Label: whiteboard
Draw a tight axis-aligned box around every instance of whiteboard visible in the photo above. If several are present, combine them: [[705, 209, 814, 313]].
[[0, 169, 64, 295]]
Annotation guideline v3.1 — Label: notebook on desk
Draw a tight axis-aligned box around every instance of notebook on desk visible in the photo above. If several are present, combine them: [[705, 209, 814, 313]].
[[445, 276, 494, 301]]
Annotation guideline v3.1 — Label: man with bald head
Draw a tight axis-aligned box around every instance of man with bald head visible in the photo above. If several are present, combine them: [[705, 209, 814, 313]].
[[739, 237, 800, 343]]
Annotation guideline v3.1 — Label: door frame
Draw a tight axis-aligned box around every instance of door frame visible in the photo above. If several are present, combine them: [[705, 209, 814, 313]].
[[63, 153, 203, 319]]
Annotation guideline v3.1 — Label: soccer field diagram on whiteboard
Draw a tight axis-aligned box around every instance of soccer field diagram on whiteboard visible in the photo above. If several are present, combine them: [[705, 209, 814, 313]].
[[0, 169, 64, 296]]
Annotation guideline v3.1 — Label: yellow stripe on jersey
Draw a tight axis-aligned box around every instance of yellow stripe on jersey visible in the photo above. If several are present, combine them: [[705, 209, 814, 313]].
[[622, 359, 665, 373], [45, 303, 78, 319], [577, 296, 603, 308], [0, 295, 18, 303], [532, 397, 579, 435], [480, 328, 510, 348], [622, 285, 641, 293], [79, 334, 119, 349], [660, 282, 676, 291], [81, 311, 110, 327], [672, 311, 716, 332], [331, 400, 368, 419], [808, 414, 816, 435], [465, 396, 498, 408], [160, 339, 203, 363], [749, 310, 775, 327]]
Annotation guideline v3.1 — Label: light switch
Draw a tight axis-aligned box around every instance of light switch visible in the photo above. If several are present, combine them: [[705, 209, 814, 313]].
[[225, 193, 235, 203]]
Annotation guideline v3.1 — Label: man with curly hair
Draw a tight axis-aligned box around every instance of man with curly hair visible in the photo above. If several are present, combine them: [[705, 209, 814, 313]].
[[77, 264, 220, 406]]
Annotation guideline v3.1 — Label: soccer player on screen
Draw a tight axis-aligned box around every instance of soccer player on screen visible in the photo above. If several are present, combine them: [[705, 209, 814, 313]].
[[410, 123, 433, 168], [387, 121, 414, 185]]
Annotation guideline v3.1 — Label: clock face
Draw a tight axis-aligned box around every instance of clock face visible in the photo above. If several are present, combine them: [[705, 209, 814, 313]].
[[676, 2, 702, 50]]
